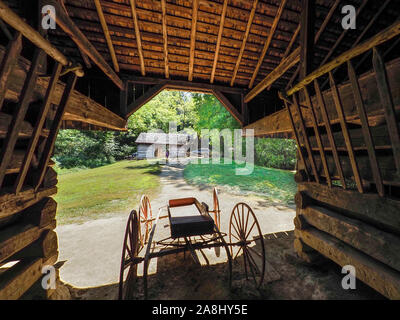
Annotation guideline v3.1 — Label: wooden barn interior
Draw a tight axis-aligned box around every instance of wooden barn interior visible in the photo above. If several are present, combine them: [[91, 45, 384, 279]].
[[0, 0, 400, 299]]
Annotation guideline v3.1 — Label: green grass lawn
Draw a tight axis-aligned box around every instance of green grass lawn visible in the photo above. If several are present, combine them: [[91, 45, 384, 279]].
[[184, 160, 296, 204], [54, 160, 161, 225]]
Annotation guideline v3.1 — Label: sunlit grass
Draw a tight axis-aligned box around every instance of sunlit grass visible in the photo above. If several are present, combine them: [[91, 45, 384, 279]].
[[184, 160, 296, 204], [54, 160, 161, 225]]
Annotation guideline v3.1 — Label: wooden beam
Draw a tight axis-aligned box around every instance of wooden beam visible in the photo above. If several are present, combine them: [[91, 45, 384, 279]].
[[126, 84, 165, 117], [128, 0, 145, 76], [249, 0, 286, 88], [0, 50, 45, 188], [212, 90, 243, 125], [243, 108, 292, 136], [245, 47, 300, 103], [295, 227, 400, 300], [230, 0, 258, 87], [299, 0, 315, 79], [35, 73, 78, 191], [161, 0, 169, 78], [210, 0, 228, 84], [297, 183, 400, 235], [0, 32, 22, 110], [299, 205, 400, 273], [45, 0, 122, 88], [0, 45, 126, 131], [287, 16, 400, 96], [94, 0, 119, 72], [188, 0, 199, 81], [14, 63, 63, 194]]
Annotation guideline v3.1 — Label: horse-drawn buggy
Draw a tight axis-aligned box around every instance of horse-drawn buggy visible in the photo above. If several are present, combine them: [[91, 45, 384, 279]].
[[118, 188, 266, 299]]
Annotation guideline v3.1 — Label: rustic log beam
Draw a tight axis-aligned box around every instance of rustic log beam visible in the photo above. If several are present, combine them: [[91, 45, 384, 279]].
[[212, 90, 243, 125], [210, 0, 228, 84], [14, 63, 62, 194], [94, 0, 119, 72], [243, 108, 291, 136], [245, 47, 300, 103], [188, 0, 199, 81], [297, 183, 400, 234], [128, 0, 145, 76], [299, 0, 315, 80], [0, 32, 22, 110], [126, 84, 165, 117], [4, 150, 39, 175], [0, 45, 126, 131], [248, 0, 286, 88], [0, 50, 45, 188], [299, 205, 400, 272], [295, 227, 400, 300], [0, 112, 35, 139], [287, 19, 400, 96], [35, 73, 78, 191], [45, 0, 122, 88], [230, 0, 258, 87], [161, 0, 169, 79]]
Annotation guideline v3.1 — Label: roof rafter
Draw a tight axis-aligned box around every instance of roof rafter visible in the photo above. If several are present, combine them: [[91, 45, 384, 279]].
[[248, 0, 287, 88], [230, 0, 258, 87], [210, 0, 228, 84], [188, 0, 199, 81], [161, 0, 169, 78], [94, 0, 119, 72], [128, 0, 146, 76]]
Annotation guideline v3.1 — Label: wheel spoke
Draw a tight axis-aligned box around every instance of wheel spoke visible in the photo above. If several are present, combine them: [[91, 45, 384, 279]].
[[247, 245, 263, 259], [233, 245, 243, 259], [244, 247, 260, 274], [244, 249, 258, 286], [245, 220, 256, 239]]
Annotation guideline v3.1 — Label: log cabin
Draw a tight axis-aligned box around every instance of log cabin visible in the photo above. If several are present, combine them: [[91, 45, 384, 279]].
[[0, 0, 399, 299]]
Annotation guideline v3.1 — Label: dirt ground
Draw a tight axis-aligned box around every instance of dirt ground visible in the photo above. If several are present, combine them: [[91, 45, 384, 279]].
[[56, 163, 384, 300]]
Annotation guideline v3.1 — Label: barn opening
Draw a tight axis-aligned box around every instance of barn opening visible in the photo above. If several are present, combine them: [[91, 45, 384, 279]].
[[0, 0, 399, 300]]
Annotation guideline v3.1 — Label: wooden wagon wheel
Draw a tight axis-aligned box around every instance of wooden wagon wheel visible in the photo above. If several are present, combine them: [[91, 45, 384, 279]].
[[139, 195, 153, 249], [118, 210, 140, 300], [212, 187, 221, 230], [229, 203, 265, 289]]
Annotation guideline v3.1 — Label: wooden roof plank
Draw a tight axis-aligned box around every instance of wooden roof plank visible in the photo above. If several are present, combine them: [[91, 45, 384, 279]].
[[94, 0, 119, 72], [210, 0, 228, 84], [128, 0, 146, 76], [248, 0, 287, 88], [188, 0, 199, 81], [230, 0, 258, 87]]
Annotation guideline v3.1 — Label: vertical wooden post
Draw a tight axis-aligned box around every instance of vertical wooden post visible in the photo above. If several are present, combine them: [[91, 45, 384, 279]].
[[120, 81, 128, 117], [347, 60, 384, 196], [0, 49, 45, 188], [35, 73, 78, 190], [14, 62, 63, 194], [372, 48, 400, 175], [299, 0, 315, 79], [329, 72, 363, 193], [0, 32, 22, 110]]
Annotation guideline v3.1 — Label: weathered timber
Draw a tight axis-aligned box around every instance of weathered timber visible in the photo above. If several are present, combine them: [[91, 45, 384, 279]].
[[300, 205, 400, 272], [245, 47, 300, 103], [5, 150, 39, 175], [0, 186, 57, 220], [293, 237, 326, 265], [0, 32, 22, 110], [0, 113, 35, 138], [126, 84, 165, 117], [160, 0, 169, 78], [0, 45, 126, 131], [297, 184, 400, 234], [128, 0, 145, 76], [45, 0, 122, 88], [295, 227, 400, 299], [243, 108, 291, 136], [0, 255, 57, 300], [188, 0, 199, 81], [212, 90, 243, 125], [0, 220, 56, 264], [287, 20, 400, 96]]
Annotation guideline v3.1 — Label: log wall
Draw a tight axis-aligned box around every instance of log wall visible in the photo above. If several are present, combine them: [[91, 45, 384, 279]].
[[287, 34, 400, 299]]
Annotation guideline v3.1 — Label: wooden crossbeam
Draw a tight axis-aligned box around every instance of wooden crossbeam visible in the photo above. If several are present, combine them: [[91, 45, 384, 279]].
[[161, 0, 169, 78], [248, 0, 286, 89], [347, 60, 384, 196], [126, 84, 165, 117], [128, 0, 145, 76], [329, 72, 363, 193], [0, 49, 45, 188], [230, 0, 258, 87], [210, 0, 228, 84], [35, 73, 78, 191], [14, 63, 63, 194], [287, 19, 400, 96], [212, 90, 243, 125], [244, 47, 300, 103], [94, 0, 119, 72], [188, 0, 199, 81], [0, 32, 22, 111]]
